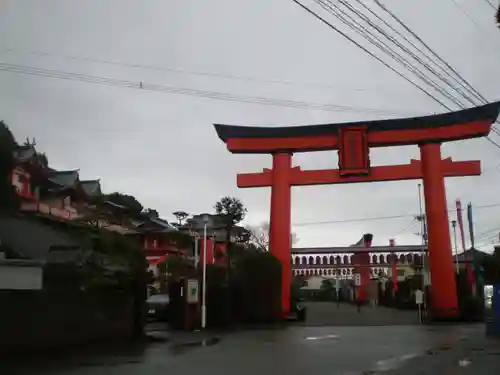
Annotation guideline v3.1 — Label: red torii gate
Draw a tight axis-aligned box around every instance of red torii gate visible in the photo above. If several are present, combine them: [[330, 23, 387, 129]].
[[214, 102, 500, 318]]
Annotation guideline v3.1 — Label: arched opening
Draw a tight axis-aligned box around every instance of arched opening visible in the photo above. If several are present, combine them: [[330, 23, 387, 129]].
[[330, 255, 335, 264], [309, 256, 314, 265], [372, 254, 378, 264], [316, 256, 321, 265], [343, 255, 349, 264], [295, 256, 301, 265], [323, 256, 328, 265]]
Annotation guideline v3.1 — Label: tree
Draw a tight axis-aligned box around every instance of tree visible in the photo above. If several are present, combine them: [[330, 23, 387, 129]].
[[105, 192, 143, 217], [214, 196, 248, 256], [246, 221, 299, 251], [496, 5, 500, 28], [0, 121, 19, 211], [172, 210, 189, 225], [214, 196, 247, 319]]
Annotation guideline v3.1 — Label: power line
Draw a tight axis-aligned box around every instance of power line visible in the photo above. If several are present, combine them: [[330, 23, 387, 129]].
[[334, 0, 475, 107], [290, 0, 451, 110], [449, 0, 500, 43], [481, 0, 498, 11], [318, 0, 500, 138], [354, 0, 482, 104], [291, 202, 500, 227], [372, 0, 488, 104], [0, 47, 420, 96], [318, 0, 472, 109], [0, 61, 411, 116], [292, 0, 500, 148]]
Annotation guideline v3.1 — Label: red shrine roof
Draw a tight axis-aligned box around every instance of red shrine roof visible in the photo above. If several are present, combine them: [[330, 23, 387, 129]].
[[214, 102, 500, 153]]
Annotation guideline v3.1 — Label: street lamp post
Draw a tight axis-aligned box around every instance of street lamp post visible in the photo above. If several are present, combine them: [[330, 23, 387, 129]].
[[201, 214, 209, 329], [451, 220, 459, 273]]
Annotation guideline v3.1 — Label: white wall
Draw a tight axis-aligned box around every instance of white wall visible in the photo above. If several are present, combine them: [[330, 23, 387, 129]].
[[0, 263, 43, 290], [302, 276, 327, 290]]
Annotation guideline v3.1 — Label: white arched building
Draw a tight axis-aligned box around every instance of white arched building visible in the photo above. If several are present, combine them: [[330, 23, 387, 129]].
[[291, 245, 426, 280]]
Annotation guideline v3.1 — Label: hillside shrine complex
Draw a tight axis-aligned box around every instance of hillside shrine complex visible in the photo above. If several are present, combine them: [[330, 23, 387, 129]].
[[214, 101, 500, 318]]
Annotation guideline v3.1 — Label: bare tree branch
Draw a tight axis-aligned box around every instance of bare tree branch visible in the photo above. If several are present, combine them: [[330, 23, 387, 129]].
[[246, 221, 299, 251]]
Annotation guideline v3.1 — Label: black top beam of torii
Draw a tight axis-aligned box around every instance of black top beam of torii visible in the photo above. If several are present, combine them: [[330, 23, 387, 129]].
[[214, 102, 500, 141]]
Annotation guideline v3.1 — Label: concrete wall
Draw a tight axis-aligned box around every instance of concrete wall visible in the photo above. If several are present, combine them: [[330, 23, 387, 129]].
[[0, 259, 43, 290], [0, 290, 136, 355]]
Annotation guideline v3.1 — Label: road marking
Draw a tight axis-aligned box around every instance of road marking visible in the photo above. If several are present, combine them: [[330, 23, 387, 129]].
[[375, 353, 418, 371], [305, 334, 340, 341], [458, 358, 471, 367]]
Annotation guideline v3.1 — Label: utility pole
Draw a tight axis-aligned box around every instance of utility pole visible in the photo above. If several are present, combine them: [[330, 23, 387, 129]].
[[467, 203, 479, 297], [417, 183, 429, 314], [451, 220, 459, 273]]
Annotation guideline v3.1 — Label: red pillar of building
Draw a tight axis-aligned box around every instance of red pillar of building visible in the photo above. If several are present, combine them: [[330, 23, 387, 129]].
[[199, 238, 214, 265], [420, 143, 458, 317], [359, 252, 371, 301], [268, 153, 292, 315]]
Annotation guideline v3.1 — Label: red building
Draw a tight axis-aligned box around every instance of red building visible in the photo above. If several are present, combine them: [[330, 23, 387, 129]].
[[11, 143, 103, 222], [127, 216, 190, 265]]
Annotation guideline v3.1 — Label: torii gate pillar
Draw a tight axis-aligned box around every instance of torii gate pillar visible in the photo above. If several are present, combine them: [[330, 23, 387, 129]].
[[420, 143, 458, 316], [268, 153, 293, 314]]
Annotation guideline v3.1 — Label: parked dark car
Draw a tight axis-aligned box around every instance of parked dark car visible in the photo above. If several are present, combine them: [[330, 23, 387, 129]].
[[146, 294, 170, 321]]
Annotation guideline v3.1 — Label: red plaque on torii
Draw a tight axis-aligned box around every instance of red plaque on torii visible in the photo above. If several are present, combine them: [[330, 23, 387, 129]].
[[214, 102, 500, 318], [338, 125, 369, 176]]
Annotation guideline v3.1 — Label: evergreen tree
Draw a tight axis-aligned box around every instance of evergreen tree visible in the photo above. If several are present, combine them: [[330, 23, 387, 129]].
[[0, 121, 18, 211]]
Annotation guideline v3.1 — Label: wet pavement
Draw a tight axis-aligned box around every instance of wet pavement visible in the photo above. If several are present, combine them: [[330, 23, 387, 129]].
[[1, 323, 484, 375], [301, 302, 421, 326]]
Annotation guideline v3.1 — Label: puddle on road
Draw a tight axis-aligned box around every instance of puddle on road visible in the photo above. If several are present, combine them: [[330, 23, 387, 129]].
[[170, 337, 221, 355]]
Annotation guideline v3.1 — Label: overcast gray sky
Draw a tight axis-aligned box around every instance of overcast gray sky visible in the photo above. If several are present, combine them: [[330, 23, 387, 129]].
[[1, 0, 499, 250]]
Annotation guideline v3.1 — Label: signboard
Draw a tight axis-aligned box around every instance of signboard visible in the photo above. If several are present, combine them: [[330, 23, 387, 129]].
[[338, 126, 369, 176], [415, 289, 424, 305], [354, 273, 361, 286], [186, 279, 199, 304], [335, 278, 341, 291]]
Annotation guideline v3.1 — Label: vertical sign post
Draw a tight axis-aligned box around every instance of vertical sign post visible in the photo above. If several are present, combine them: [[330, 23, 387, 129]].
[[415, 289, 424, 323]]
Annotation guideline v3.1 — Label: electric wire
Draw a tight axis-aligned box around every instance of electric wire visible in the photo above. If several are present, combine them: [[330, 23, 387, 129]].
[[316, 0, 469, 109], [344, 0, 479, 107], [292, 0, 500, 147], [0, 47, 428, 96], [318, 0, 500, 139], [290, 0, 452, 111], [291, 202, 500, 227], [372, 0, 488, 103], [481, 0, 497, 11], [0, 62, 411, 116], [321, 0, 500, 136]]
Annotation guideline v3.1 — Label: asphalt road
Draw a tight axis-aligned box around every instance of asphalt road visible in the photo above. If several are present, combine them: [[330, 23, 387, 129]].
[[2, 324, 481, 375], [302, 301, 421, 326]]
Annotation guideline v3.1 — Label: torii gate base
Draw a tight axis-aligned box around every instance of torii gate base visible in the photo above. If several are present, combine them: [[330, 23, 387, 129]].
[[214, 102, 500, 319]]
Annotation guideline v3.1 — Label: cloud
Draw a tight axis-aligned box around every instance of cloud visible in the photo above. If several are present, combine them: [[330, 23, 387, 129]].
[[1, 0, 500, 250]]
